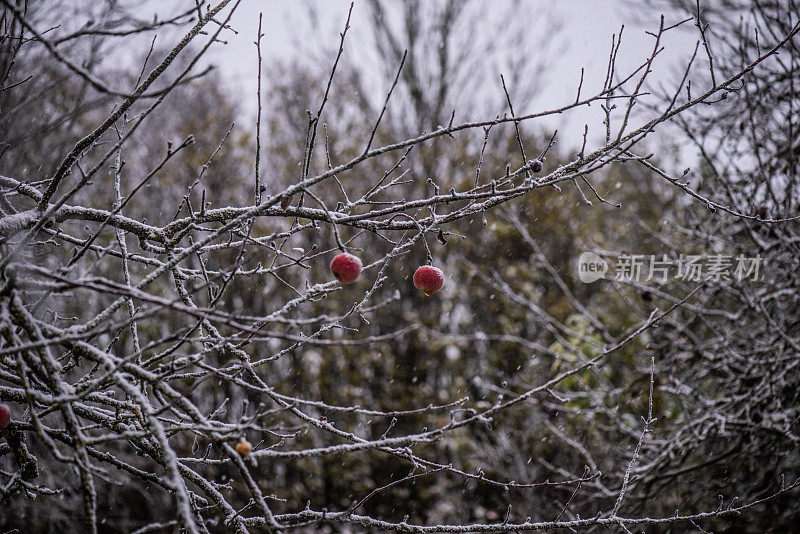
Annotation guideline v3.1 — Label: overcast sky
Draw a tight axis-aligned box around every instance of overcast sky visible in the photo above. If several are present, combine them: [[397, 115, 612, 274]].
[[198, 1, 698, 152]]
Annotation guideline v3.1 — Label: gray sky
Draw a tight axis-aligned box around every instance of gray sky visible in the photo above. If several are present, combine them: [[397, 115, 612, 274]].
[[200, 1, 699, 152]]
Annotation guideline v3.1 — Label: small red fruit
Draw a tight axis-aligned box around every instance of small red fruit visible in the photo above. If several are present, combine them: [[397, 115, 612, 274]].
[[0, 403, 11, 429], [413, 265, 444, 296], [330, 253, 362, 284]]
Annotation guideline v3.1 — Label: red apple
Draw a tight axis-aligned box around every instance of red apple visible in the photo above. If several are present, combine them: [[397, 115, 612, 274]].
[[0, 403, 10, 429], [330, 253, 362, 284], [413, 265, 444, 296]]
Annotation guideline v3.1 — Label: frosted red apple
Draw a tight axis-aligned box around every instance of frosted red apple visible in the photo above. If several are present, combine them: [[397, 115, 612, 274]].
[[413, 266, 444, 296], [0, 403, 10, 429], [330, 252, 362, 284]]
